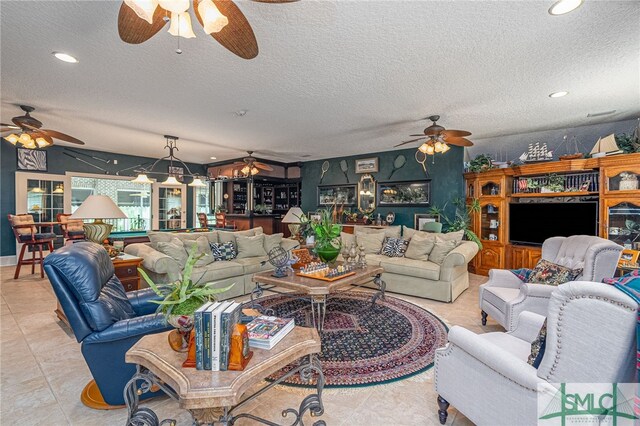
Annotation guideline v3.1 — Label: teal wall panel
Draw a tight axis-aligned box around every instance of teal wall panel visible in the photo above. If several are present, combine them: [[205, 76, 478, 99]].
[[300, 146, 464, 229]]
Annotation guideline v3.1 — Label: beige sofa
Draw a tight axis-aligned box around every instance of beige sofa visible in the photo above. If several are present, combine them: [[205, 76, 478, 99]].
[[125, 225, 478, 303], [124, 227, 299, 300], [341, 225, 478, 302]]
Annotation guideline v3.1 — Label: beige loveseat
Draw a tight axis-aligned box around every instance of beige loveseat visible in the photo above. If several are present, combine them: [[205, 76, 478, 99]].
[[340, 225, 478, 302], [124, 227, 298, 300]]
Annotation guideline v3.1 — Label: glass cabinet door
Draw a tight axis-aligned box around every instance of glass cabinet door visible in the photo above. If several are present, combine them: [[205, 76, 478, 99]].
[[606, 201, 640, 250], [153, 184, 186, 230], [481, 203, 501, 242], [26, 179, 65, 224], [480, 180, 501, 197], [605, 167, 640, 195]]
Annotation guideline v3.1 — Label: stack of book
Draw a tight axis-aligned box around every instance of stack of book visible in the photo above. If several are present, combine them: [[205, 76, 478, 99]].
[[193, 301, 242, 371], [246, 316, 295, 350]]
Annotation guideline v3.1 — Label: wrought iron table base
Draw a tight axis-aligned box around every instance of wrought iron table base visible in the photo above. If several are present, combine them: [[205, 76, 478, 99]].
[[250, 273, 386, 332], [124, 355, 325, 426]]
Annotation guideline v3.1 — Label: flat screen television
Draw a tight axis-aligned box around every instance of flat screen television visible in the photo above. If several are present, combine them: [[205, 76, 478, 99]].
[[509, 202, 598, 246]]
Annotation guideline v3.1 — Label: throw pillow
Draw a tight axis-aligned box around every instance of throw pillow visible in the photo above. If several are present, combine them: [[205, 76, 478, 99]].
[[428, 237, 459, 265], [527, 319, 547, 368], [210, 241, 237, 261], [236, 234, 267, 259], [402, 226, 464, 245], [264, 233, 284, 253], [381, 237, 409, 257], [355, 230, 386, 254], [183, 236, 215, 267], [527, 259, 583, 286], [156, 237, 189, 267], [404, 233, 436, 261]]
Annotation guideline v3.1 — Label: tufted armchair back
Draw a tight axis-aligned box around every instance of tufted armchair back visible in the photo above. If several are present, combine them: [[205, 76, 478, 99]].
[[537, 281, 637, 384], [44, 242, 135, 342], [541, 235, 623, 282]]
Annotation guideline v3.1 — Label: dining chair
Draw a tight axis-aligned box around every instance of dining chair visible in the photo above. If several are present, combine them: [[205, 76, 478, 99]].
[[8, 213, 57, 278]]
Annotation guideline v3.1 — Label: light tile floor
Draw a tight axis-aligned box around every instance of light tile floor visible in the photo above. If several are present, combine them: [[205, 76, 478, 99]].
[[0, 265, 501, 425]]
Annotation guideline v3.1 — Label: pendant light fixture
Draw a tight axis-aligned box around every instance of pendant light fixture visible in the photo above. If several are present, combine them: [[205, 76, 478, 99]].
[[130, 135, 211, 187]]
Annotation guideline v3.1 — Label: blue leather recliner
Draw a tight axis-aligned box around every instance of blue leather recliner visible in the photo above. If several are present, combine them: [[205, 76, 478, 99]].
[[43, 242, 171, 407]]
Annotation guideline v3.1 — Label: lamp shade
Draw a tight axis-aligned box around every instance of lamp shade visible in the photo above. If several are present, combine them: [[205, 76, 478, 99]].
[[282, 207, 305, 224], [71, 195, 127, 220]]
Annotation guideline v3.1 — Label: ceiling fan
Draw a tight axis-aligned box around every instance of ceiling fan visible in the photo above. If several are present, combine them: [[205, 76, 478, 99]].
[[233, 151, 274, 175], [395, 115, 473, 155], [118, 0, 297, 60], [1, 105, 85, 149]]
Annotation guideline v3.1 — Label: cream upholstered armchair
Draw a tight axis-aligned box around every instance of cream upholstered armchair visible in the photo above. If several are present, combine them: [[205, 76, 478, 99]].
[[435, 281, 637, 425], [479, 235, 622, 331]]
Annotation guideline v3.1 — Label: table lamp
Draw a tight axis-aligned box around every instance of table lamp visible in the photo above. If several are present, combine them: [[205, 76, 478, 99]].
[[282, 207, 305, 240], [71, 195, 127, 244]]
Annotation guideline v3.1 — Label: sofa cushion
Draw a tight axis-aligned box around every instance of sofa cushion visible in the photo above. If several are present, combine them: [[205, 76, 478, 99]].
[[236, 234, 267, 259], [429, 237, 459, 265], [480, 331, 532, 362], [526, 259, 582, 286], [527, 320, 547, 368], [190, 261, 244, 282], [482, 287, 521, 314], [404, 234, 436, 261], [218, 227, 263, 245], [156, 238, 189, 268], [182, 236, 215, 267], [381, 237, 409, 257], [402, 226, 464, 245], [232, 256, 271, 274], [379, 257, 441, 280], [355, 225, 401, 239], [147, 230, 176, 245], [264, 233, 284, 253], [19, 232, 56, 242], [364, 254, 386, 266], [355, 230, 386, 254], [210, 241, 237, 261]]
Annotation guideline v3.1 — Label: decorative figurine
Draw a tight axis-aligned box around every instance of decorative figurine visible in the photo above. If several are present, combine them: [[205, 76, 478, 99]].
[[342, 245, 351, 264], [357, 244, 367, 268], [349, 243, 358, 267]]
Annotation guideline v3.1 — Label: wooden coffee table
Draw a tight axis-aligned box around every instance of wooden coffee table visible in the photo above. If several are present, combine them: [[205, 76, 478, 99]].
[[124, 327, 325, 425], [251, 263, 386, 331]]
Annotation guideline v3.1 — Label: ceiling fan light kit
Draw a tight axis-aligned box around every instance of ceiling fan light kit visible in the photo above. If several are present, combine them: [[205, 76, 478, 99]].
[[124, 0, 159, 23], [2, 105, 84, 149], [397, 114, 472, 157], [168, 11, 196, 38]]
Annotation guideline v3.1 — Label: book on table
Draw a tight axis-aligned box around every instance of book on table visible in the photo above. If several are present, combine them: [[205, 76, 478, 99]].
[[194, 300, 246, 371], [211, 301, 232, 371], [219, 302, 242, 371], [246, 316, 295, 350], [194, 301, 213, 371]]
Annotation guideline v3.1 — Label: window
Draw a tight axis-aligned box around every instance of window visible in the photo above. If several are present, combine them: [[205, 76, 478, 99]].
[[194, 184, 212, 227], [70, 176, 152, 232]]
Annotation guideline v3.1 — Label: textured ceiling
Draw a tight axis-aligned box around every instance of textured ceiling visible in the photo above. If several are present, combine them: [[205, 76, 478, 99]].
[[1, 0, 639, 164]]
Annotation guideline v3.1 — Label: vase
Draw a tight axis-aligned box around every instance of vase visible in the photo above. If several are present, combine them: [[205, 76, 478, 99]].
[[166, 314, 194, 352], [316, 245, 341, 263]]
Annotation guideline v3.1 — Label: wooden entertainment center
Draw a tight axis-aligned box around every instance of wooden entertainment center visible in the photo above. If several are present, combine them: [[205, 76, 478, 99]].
[[465, 153, 640, 276]]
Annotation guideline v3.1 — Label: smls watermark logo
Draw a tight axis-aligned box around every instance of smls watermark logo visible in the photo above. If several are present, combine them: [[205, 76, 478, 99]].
[[538, 383, 638, 425]]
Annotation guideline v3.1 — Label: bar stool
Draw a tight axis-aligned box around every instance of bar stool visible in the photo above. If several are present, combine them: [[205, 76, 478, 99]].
[[8, 214, 56, 278], [57, 213, 86, 243]]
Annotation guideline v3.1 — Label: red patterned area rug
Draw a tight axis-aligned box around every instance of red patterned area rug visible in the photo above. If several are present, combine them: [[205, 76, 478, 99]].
[[249, 291, 448, 388]]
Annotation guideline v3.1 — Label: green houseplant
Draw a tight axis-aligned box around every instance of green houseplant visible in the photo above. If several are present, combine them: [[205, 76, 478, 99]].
[[309, 208, 342, 262], [428, 198, 482, 249], [139, 244, 234, 351]]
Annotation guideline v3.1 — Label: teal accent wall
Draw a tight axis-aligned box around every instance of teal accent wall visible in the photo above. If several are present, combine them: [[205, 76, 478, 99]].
[[300, 146, 464, 229], [0, 142, 205, 257]]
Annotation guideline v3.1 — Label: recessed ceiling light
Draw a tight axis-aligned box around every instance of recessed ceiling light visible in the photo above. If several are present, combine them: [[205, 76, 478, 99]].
[[210, 156, 217, 160], [548, 0, 583, 15], [549, 91, 569, 98], [52, 52, 78, 63]]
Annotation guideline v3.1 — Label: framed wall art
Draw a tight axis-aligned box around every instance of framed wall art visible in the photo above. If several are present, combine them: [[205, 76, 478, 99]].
[[355, 157, 379, 174], [317, 184, 357, 206], [377, 180, 431, 207], [414, 213, 440, 231], [17, 148, 48, 172]]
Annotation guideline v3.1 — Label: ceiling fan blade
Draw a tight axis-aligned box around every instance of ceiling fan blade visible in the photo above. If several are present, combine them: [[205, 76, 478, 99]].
[[0, 123, 19, 129], [441, 129, 471, 138], [193, 0, 259, 60], [40, 129, 85, 145], [1, 127, 18, 133], [409, 134, 426, 137], [394, 138, 425, 147], [254, 162, 274, 171], [118, 2, 167, 44], [443, 136, 473, 147]]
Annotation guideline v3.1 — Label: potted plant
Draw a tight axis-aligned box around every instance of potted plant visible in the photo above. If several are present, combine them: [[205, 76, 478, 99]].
[[309, 208, 342, 263], [428, 198, 482, 249], [139, 244, 234, 352]]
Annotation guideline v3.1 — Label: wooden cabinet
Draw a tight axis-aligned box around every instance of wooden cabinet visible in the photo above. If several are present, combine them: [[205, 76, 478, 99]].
[[475, 244, 504, 276], [601, 198, 640, 250], [507, 245, 542, 270]]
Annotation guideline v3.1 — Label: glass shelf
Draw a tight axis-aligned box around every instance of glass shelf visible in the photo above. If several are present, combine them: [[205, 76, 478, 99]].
[[607, 201, 640, 250]]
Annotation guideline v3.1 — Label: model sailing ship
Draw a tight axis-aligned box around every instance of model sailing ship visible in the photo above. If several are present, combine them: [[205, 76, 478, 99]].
[[589, 134, 622, 158], [519, 142, 553, 163]]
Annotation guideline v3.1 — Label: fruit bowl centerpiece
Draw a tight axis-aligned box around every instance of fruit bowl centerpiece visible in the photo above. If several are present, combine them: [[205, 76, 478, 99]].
[[139, 244, 234, 352]]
